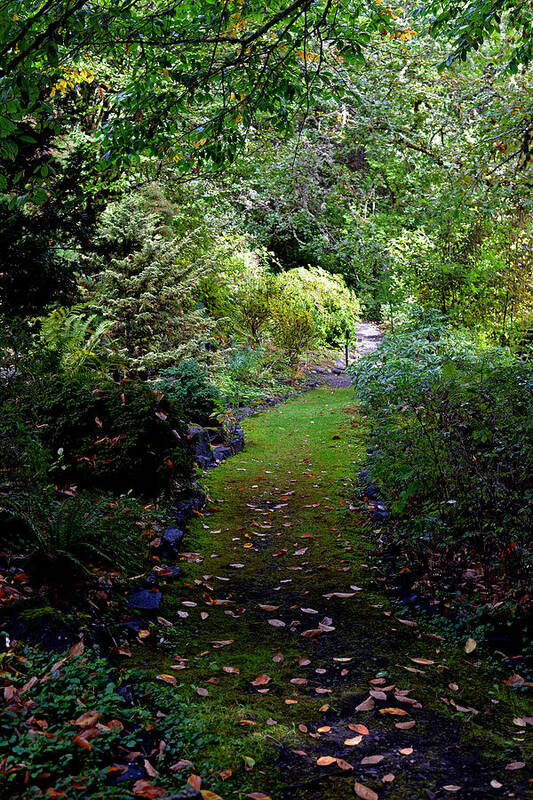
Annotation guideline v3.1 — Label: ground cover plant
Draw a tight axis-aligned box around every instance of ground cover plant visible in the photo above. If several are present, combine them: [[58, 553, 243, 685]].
[[1, 0, 533, 797]]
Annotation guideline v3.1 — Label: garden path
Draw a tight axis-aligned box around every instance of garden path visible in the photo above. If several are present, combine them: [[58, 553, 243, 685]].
[[136, 360, 529, 800]]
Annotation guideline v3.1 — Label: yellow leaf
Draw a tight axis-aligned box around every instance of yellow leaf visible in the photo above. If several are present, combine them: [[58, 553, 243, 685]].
[[465, 637, 477, 654]]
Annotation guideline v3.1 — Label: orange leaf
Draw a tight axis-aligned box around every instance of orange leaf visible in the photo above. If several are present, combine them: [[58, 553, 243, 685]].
[[380, 708, 408, 716]]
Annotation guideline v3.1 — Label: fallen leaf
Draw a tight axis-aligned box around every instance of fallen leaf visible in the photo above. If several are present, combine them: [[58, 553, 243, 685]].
[[132, 780, 166, 798], [354, 781, 378, 800], [259, 604, 279, 611], [355, 697, 375, 712], [156, 674, 177, 686], [169, 760, 193, 771], [409, 657, 434, 665], [222, 666, 240, 674], [395, 721, 416, 730], [465, 638, 477, 654], [246, 794, 272, 800], [201, 792, 224, 800], [361, 755, 384, 765], [442, 786, 461, 792], [379, 708, 408, 716], [382, 773, 395, 783], [188, 775, 202, 790], [317, 756, 337, 766], [243, 756, 255, 771], [273, 651, 284, 663], [399, 748, 413, 755], [196, 687, 209, 697], [344, 736, 363, 746], [505, 762, 525, 770], [251, 674, 271, 686], [73, 711, 102, 727], [268, 619, 286, 628], [337, 759, 354, 771], [490, 780, 502, 788], [349, 724, 369, 735]]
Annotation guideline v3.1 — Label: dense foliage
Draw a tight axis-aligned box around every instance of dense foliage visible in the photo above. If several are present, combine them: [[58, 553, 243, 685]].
[[0, 2, 532, 795]]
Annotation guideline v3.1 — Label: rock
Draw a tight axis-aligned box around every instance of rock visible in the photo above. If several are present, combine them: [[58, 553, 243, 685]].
[[188, 424, 214, 469], [117, 684, 136, 707], [173, 489, 206, 527], [158, 527, 185, 558], [127, 588, 162, 611], [213, 444, 233, 462], [108, 764, 146, 784]]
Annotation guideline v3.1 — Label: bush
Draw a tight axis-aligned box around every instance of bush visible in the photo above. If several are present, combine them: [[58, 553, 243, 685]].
[[1, 365, 193, 496], [155, 359, 220, 425], [270, 293, 317, 368], [1, 490, 168, 581], [86, 192, 217, 374], [351, 312, 533, 616], [277, 266, 359, 345]]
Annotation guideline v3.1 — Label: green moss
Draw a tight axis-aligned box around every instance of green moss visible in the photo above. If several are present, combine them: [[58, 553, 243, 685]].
[[126, 387, 531, 798]]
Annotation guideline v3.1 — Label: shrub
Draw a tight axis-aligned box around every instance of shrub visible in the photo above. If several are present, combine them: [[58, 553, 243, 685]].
[[276, 266, 360, 345], [87, 193, 217, 374], [1, 490, 168, 581], [351, 312, 533, 616], [270, 293, 317, 368], [1, 366, 192, 496], [155, 359, 220, 425]]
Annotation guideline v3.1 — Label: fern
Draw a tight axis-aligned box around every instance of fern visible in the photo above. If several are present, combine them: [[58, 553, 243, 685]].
[[39, 305, 113, 372]]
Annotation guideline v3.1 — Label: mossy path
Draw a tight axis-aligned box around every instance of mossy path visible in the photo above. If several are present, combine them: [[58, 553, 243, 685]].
[[137, 388, 531, 800]]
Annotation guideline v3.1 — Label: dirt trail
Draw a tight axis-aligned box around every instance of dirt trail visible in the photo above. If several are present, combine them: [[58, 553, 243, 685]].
[[138, 385, 530, 800]]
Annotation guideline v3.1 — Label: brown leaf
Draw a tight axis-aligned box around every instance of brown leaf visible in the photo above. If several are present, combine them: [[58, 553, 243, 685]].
[[395, 720, 416, 730], [218, 769, 232, 781], [409, 657, 434, 665], [268, 619, 286, 628], [251, 674, 271, 686], [258, 604, 279, 611], [317, 725, 331, 733], [505, 762, 525, 770], [382, 773, 395, 783], [222, 665, 240, 674], [465, 637, 477, 654], [73, 711, 102, 727], [143, 760, 158, 778], [291, 678, 307, 685], [68, 641, 85, 658], [336, 759, 354, 771], [361, 755, 384, 765], [317, 756, 336, 766], [399, 748, 413, 755], [355, 697, 375, 712], [72, 735, 92, 751], [188, 775, 202, 790], [272, 651, 284, 663], [354, 781, 378, 800], [196, 687, 209, 697], [201, 792, 225, 800], [169, 760, 193, 771], [132, 780, 166, 798], [442, 786, 461, 792]]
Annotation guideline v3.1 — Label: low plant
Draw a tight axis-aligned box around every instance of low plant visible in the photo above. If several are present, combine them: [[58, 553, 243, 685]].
[[351, 311, 533, 622], [155, 359, 220, 426]]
